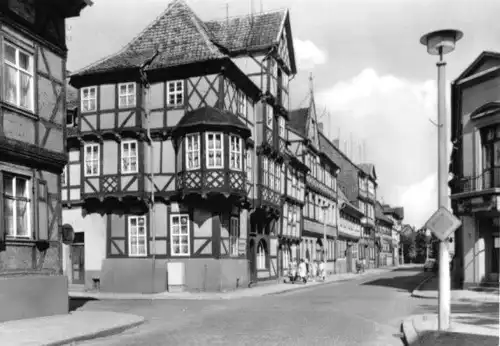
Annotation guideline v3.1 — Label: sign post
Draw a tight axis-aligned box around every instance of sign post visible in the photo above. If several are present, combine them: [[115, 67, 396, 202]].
[[424, 206, 462, 331]]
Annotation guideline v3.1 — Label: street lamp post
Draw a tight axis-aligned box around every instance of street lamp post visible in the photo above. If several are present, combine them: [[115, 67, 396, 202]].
[[420, 29, 463, 331]]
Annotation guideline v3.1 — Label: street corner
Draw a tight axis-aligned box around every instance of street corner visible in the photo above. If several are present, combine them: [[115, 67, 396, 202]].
[[401, 317, 419, 346], [0, 310, 146, 346]]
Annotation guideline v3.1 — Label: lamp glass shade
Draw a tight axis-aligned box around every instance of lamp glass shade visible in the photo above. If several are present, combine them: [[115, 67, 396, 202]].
[[420, 29, 463, 56]]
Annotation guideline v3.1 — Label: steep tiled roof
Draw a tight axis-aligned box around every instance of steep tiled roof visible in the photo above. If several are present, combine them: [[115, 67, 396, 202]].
[[205, 10, 286, 53], [375, 201, 393, 225], [72, 0, 226, 77], [382, 205, 405, 220], [173, 106, 251, 138], [288, 107, 308, 137], [318, 132, 341, 169], [338, 188, 363, 217], [359, 163, 377, 181]]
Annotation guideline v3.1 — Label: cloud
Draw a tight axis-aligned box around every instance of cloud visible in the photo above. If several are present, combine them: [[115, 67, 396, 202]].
[[293, 38, 327, 69], [317, 68, 453, 227]]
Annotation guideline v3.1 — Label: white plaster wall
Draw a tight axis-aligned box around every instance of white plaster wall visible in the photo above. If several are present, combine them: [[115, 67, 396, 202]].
[[462, 216, 486, 285], [63, 208, 107, 274]]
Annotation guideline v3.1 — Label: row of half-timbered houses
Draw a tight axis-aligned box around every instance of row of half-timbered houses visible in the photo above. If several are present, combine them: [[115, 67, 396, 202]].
[[60, 0, 405, 293]]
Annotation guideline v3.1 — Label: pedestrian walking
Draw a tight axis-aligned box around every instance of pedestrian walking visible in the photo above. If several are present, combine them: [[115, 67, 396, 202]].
[[298, 259, 307, 284], [318, 261, 326, 281]]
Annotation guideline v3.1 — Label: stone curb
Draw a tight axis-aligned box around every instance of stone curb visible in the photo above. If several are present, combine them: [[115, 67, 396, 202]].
[[401, 317, 419, 346], [43, 317, 145, 346], [70, 269, 394, 301]]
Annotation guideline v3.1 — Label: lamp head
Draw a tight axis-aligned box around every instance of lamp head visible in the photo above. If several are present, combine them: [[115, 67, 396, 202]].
[[420, 29, 463, 56]]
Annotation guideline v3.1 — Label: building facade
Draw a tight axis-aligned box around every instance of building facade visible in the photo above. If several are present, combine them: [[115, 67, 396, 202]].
[[382, 204, 404, 266], [0, 0, 90, 322], [449, 51, 500, 288], [337, 188, 364, 272], [375, 201, 393, 267], [62, 0, 298, 292], [289, 89, 339, 275]]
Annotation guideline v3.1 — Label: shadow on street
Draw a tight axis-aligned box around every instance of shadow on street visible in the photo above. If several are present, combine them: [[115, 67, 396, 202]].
[[391, 267, 423, 273], [69, 297, 99, 312], [418, 301, 499, 327], [415, 330, 499, 346], [361, 272, 428, 292]]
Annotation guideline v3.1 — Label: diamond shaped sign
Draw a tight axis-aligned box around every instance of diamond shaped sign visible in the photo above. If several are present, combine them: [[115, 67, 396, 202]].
[[424, 206, 462, 241]]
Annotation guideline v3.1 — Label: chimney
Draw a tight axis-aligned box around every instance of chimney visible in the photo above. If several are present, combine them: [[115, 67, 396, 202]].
[[318, 122, 324, 133]]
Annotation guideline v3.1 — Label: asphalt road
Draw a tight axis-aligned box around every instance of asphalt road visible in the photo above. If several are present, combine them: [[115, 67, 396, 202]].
[[75, 267, 432, 346]]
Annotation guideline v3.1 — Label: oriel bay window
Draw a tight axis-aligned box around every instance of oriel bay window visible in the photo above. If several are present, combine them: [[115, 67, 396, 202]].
[[3, 174, 31, 238], [206, 132, 223, 168], [121, 140, 138, 174], [230, 135, 242, 170], [186, 134, 200, 170]]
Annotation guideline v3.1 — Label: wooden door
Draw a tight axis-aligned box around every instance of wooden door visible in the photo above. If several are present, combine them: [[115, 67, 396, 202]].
[[71, 245, 85, 285]]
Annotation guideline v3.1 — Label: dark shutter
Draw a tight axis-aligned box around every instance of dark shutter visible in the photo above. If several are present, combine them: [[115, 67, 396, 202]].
[[37, 179, 49, 241]]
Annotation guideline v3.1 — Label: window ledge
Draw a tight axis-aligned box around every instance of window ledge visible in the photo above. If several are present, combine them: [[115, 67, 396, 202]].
[[1, 101, 37, 119]]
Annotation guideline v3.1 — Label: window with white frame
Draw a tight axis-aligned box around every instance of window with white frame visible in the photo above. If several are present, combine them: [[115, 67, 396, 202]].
[[81, 86, 97, 112], [206, 132, 223, 168], [229, 216, 239, 256], [275, 163, 281, 192], [283, 203, 288, 235], [282, 246, 290, 271], [3, 174, 31, 238], [167, 80, 184, 106], [257, 241, 267, 269], [246, 150, 252, 182], [266, 106, 273, 129], [118, 82, 136, 108], [170, 214, 190, 256], [237, 90, 246, 116], [269, 160, 275, 189], [230, 135, 242, 170], [278, 116, 285, 138], [262, 157, 268, 186], [62, 165, 67, 186], [128, 216, 147, 256], [185, 134, 200, 170], [121, 140, 138, 174], [4, 42, 33, 111], [84, 143, 100, 177]]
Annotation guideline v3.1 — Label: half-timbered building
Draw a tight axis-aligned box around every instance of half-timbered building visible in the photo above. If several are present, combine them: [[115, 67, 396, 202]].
[[337, 188, 363, 273], [375, 201, 393, 267], [0, 0, 91, 322], [63, 0, 297, 292], [289, 83, 340, 275], [382, 204, 404, 266]]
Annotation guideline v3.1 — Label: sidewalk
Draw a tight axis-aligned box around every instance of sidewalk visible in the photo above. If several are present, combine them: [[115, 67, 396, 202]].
[[402, 313, 499, 346], [70, 267, 396, 301], [411, 274, 499, 303], [0, 311, 144, 346], [402, 275, 500, 345]]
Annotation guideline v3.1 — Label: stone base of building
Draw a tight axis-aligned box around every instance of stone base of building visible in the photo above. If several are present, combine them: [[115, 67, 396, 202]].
[[0, 274, 68, 323], [91, 258, 250, 293]]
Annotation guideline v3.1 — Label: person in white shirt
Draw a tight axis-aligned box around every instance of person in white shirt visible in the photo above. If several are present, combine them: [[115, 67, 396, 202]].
[[318, 261, 326, 281], [298, 259, 307, 284]]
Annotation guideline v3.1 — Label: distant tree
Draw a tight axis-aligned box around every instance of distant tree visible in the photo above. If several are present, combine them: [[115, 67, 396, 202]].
[[414, 228, 430, 263], [407, 242, 417, 263]]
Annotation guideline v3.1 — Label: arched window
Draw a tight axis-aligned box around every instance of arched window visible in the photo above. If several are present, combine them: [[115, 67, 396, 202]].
[[481, 124, 500, 189], [257, 240, 267, 270]]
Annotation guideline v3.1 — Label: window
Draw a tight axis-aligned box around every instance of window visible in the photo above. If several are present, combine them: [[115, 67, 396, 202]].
[[230, 135, 242, 170], [263, 157, 269, 186], [128, 216, 147, 256], [81, 86, 97, 112], [481, 124, 500, 188], [62, 165, 67, 186], [121, 140, 138, 174], [206, 132, 223, 168], [84, 143, 100, 177], [237, 90, 247, 116], [275, 163, 281, 192], [3, 174, 31, 238], [269, 160, 275, 189], [282, 246, 290, 271], [118, 82, 136, 108], [246, 150, 252, 182], [167, 80, 184, 106], [185, 134, 200, 170], [257, 241, 267, 269], [266, 106, 273, 129], [4, 42, 33, 111], [170, 214, 190, 256], [278, 116, 285, 138], [229, 217, 239, 256]]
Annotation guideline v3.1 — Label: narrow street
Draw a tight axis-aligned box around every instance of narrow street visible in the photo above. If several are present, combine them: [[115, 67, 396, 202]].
[[75, 267, 434, 346]]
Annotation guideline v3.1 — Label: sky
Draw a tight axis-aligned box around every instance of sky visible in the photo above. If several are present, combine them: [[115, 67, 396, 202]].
[[67, 0, 500, 227]]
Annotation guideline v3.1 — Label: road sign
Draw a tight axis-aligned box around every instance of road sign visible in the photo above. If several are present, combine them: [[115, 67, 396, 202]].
[[424, 206, 462, 241]]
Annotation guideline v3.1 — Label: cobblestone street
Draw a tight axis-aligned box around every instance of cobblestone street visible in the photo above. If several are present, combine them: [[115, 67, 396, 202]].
[[74, 267, 432, 346]]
